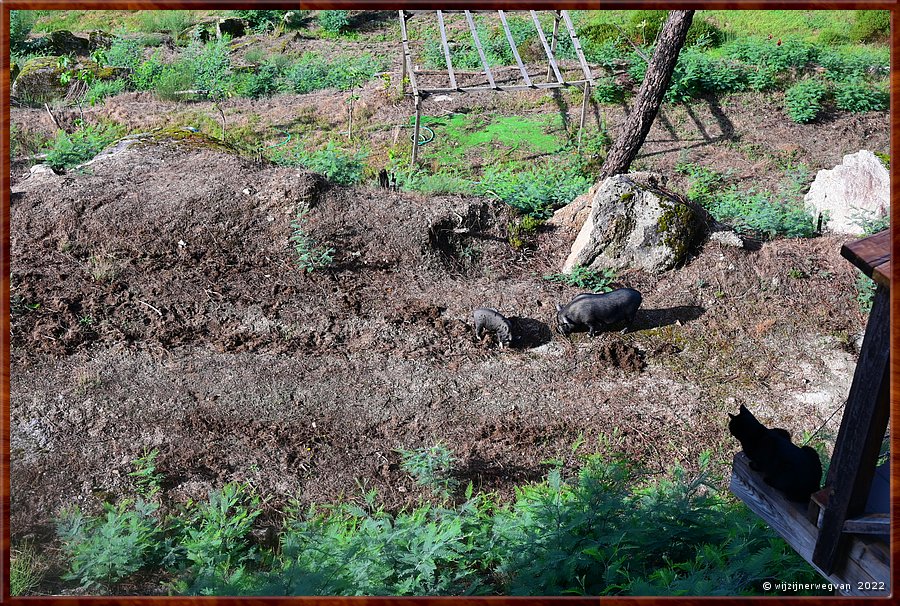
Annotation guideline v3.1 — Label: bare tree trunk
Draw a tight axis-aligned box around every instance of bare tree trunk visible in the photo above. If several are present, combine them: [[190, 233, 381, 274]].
[[600, 10, 694, 178]]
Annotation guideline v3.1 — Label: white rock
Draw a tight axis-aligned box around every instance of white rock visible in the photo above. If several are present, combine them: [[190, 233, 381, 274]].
[[804, 150, 889, 235]]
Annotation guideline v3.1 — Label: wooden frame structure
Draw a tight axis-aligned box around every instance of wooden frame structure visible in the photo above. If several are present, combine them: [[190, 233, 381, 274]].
[[399, 10, 595, 167], [731, 229, 891, 596]]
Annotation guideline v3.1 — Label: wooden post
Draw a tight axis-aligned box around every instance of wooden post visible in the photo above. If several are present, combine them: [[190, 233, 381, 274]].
[[498, 10, 532, 87], [578, 81, 591, 149], [436, 11, 457, 90], [465, 10, 497, 89], [410, 96, 421, 168], [546, 11, 560, 82], [812, 284, 891, 573], [531, 11, 563, 84]]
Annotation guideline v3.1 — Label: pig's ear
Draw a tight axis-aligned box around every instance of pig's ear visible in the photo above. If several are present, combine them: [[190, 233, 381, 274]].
[[555, 304, 562, 312]]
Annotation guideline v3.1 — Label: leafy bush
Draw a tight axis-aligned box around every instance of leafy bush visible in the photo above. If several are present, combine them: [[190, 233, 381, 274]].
[[833, 80, 889, 112], [578, 21, 624, 47], [784, 79, 826, 123], [592, 77, 625, 104], [10, 10, 37, 54], [707, 189, 818, 239], [818, 47, 889, 81], [282, 53, 383, 93], [628, 10, 669, 45], [745, 65, 778, 92], [724, 37, 818, 71], [666, 49, 748, 102], [132, 51, 166, 90], [181, 37, 233, 99], [44, 122, 126, 171], [685, 18, 725, 48], [479, 162, 592, 219], [856, 272, 876, 313], [398, 444, 458, 497], [290, 207, 335, 273], [56, 500, 160, 590], [234, 57, 288, 98], [318, 10, 349, 35], [545, 266, 617, 292], [232, 10, 289, 32], [84, 79, 126, 106], [849, 10, 890, 42], [297, 142, 367, 185], [818, 28, 849, 47], [105, 36, 143, 70]]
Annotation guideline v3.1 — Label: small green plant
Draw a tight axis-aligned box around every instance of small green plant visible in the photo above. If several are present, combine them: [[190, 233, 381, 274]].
[[398, 444, 458, 497], [784, 79, 826, 124], [508, 215, 545, 250], [282, 52, 384, 94], [10, 541, 45, 596], [856, 272, 876, 313], [297, 142, 367, 186], [318, 10, 350, 35], [290, 207, 334, 273], [84, 78, 127, 106], [44, 122, 126, 172], [56, 499, 161, 591], [130, 448, 163, 499], [544, 265, 618, 292], [232, 10, 289, 33], [591, 77, 625, 104], [479, 162, 591, 219], [833, 80, 889, 113]]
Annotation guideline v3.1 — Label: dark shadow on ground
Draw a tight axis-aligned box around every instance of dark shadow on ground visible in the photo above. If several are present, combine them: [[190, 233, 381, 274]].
[[509, 316, 553, 348], [452, 455, 548, 493], [347, 10, 395, 32], [633, 305, 705, 330]]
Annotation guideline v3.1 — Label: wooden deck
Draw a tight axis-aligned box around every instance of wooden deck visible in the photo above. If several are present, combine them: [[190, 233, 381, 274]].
[[730, 453, 890, 596]]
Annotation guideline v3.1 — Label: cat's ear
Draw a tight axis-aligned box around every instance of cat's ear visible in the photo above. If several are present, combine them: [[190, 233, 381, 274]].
[[739, 404, 748, 413]]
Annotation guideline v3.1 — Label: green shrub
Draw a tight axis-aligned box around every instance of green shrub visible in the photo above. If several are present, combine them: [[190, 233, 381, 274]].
[[708, 189, 818, 239], [818, 47, 889, 82], [724, 37, 818, 71], [479, 162, 592, 219], [56, 499, 160, 590], [10, 10, 38, 54], [592, 77, 625, 104], [132, 51, 166, 90], [181, 37, 233, 100], [282, 53, 383, 94], [318, 10, 349, 35], [833, 80, 889, 112], [545, 265, 617, 292], [232, 10, 289, 32], [818, 28, 849, 47], [44, 122, 126, 171], [685, 18, 725, 48], [628, 10, 669, 45], [104, 36, 143, 71], [856, 272, 876, 313], [398, 444, 458, 497], [666, 49, 748, 103], [579, 21, 624, 47], [784, 79, 827, 123], [84, 78, 126, 106], [290, 207, 334, 273], [849, 10, 890, 43], [745, 65, 778, 92], [294, 142, 367, 186], [234, 57, 287, 98]]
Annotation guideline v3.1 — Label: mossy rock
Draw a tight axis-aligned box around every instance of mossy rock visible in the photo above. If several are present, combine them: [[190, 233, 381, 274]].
[[34, 30, 91, 56], [11, 57, 128, 104], [10, 62, 20, 84]]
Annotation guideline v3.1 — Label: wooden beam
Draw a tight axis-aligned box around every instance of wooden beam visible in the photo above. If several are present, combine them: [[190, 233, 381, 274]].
[[410, 96, 421, 168], [843, 514, 890, 535], [531, 10, 564, 84], [813, 284, 891, 573], [561, 10, 594, 85], [415, 81, 586, 95], [397, 10, 420, 98], [731, 452, 890, 595], [464, 10, 497, 89], [498, 10, 532, 87], [841, 229, 890, 288], [436, 11, 457, 90], [545, 10, 560, 82], [578, 81, 590, 149]]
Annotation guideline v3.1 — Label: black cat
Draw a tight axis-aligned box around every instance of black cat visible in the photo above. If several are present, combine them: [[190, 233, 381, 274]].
[[728, 404, 822, 502]]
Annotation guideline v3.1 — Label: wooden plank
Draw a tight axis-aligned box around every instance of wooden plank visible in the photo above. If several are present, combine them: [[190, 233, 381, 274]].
[[840, 229, 891, 287], [498, 10, 532, 87], [464, 10, 497, 89], [561, 10, 594, 84], [871, 259, 889, 288], [730, 453, 890, 595], [530, 10, 564, 84], [436, 11, 457, 90], [843, 514, 890, 535], [813, 284, 891, 573], [398, 11, 420, 98], [545, 11, 560, 82], [415, 81, 586, 95]]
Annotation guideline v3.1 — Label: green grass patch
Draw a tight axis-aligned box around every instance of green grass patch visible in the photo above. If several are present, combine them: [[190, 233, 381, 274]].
[[43, 121, 127, 172]]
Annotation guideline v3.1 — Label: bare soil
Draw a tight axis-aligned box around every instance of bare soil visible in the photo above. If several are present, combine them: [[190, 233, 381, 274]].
[[8, 32, 887, 555]]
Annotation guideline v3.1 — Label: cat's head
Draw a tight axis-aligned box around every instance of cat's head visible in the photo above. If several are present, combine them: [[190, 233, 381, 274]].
[[728, 404, 764, 440]]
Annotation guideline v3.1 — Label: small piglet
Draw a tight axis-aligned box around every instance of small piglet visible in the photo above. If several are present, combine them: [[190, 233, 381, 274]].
[[556, 288, 642, 336], [473, 307, 513, 347]]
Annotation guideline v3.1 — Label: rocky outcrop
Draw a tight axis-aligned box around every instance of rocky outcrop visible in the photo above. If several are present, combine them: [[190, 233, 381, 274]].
[[804, 150, 889, 235], [554, 172, 703, 274], [11, 57, 127, 103]]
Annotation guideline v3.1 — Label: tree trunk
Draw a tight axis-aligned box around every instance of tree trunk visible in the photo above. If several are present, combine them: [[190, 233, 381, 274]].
[[600, 10, 694, 179]]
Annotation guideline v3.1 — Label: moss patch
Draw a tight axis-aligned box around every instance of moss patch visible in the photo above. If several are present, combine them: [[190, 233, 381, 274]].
[[657, 196, 697, 265]]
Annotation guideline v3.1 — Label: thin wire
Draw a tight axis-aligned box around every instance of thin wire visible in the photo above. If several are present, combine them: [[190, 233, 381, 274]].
[[801, 400, 846, 447]]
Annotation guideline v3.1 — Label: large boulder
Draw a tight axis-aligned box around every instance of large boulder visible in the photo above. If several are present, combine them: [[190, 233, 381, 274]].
[[804, 150, 889, 235], [33, 30, 91, 56], [555, 172, 702, 274], [11, 57, 127, 103]]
